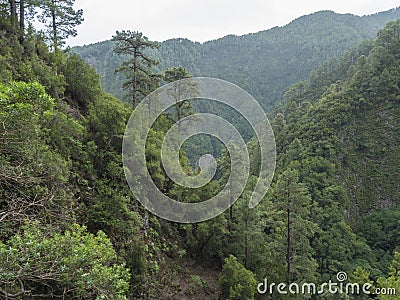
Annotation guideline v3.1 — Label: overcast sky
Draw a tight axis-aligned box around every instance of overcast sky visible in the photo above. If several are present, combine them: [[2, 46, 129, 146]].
[[66, 0, 400, 47]]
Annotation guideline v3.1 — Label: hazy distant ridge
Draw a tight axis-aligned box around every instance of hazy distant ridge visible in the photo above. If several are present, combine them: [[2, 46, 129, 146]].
[[72, 7, 400, 110]]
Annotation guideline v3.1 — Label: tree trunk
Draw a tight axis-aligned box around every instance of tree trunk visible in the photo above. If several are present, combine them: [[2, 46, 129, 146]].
[[229, 172, 235, 221], [244, 214, 249, 268], [286, 205, 291, 285], [229, 188, 233, 220], [9, 0, 17, 26], [132, 48, 138, 108], [19, 0, 24, 43], [51, 0, 58, 50]]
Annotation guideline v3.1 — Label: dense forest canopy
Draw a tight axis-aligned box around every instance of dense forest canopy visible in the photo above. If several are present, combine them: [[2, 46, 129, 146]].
[[0, 1, 399, 299], [73, 8, 400, 111]]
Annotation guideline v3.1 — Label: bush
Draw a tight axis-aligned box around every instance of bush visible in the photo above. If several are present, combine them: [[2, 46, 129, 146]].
[[218, 255, 257, 300]]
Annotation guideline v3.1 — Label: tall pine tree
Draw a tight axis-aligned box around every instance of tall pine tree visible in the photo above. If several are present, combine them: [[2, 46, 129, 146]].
[[267, 169, 318, 285], [112, 30, 160, 108], [39, 0, 83, 50]]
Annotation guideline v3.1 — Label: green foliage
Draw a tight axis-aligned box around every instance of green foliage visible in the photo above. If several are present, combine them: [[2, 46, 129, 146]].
[[163, 65, 196, 124], [0, 17, 145, 297], [112, 30, 160, 107], [73, 9, 400, 111], [2, 4, 400, 299], [0, 81, 73, 234], [38, 0, 84, 49], [190, 275, 205, 288], [358, 209, 400, 271], [266, 169, 318, 284], [218, 255, 257, 300], [0, 223, 130, 299], [64, 53, 102, 110], [273, 19, 400, 284], [376, 252, 400, 300]]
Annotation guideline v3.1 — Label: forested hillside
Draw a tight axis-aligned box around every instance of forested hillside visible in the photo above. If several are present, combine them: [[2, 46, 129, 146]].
[[1, 1, 400, 299], [72, 8, 400, 111], [272, 19, 400, 294]]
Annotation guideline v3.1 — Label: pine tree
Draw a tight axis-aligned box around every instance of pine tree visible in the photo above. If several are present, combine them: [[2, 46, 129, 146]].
[[39, 0, 83, 50], [268, 169, 318, 284], [17, 0, 38, 43], [112, 30, 160, 108], [163, 66, 197, 128]]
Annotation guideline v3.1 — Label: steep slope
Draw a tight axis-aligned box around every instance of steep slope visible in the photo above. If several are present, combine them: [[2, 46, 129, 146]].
[[281, 18, 400, 215], [2, 4, 400, 298], [72, 8, 400, 111], [277, 19, 400, 273]]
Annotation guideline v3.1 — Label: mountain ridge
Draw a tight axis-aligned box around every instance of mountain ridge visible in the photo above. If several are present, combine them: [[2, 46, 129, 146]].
[[1, 3, 400, 298], [72, 7, 400, 111]]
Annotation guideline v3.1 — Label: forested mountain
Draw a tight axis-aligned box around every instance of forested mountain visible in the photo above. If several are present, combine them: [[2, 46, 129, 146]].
[[1, 1, 400, 299], [72, 8, 400, 110], [272, 19, 400, 291]]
